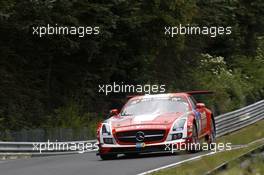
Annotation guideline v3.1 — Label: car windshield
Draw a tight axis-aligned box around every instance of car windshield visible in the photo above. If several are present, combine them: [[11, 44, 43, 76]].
[[120, 97, 189, 116]]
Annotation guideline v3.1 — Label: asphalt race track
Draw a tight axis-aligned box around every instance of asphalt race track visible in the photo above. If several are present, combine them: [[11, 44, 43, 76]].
[[0, 151, 208, 175]]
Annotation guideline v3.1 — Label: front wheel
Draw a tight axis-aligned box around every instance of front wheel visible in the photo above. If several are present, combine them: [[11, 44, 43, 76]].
[[187, 123, 200, 153]]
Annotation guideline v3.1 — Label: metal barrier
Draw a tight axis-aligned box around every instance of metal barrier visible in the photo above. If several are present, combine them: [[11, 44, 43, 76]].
[[0, 127, 94, 142], [0, 140, 97, 153], [0, 100, 263, 154], [215, 100, 264, 137]]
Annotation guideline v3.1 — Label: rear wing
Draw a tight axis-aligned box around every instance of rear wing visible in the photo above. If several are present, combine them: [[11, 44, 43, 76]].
[[126, 94, 141, 99], [184, 90, 214, 95], [125, 91, 214, 99], [127, 91, 213, 97]]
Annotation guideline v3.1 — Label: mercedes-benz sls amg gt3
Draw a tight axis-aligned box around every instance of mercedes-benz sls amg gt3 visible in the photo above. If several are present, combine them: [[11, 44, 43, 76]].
[[97, 91, 216, 160]]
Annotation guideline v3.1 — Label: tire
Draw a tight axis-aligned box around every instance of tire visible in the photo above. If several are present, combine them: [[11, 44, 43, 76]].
[[207, 118, 216, 149], [187, 123, 200, 153], [99, 153, 117, 160]]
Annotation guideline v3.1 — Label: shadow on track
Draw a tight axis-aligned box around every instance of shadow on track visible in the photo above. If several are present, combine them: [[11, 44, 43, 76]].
[[98, 151, 202, 161]]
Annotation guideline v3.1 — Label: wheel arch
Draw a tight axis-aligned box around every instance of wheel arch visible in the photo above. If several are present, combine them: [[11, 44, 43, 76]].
[[187, 113, 197, 137]]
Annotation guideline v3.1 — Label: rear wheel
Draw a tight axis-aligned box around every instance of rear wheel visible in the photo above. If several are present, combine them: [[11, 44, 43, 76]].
[[99, 154, 117, 160]]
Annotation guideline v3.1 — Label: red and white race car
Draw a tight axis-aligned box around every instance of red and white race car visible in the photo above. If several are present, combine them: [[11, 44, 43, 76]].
[[97, 91, 216, 160]]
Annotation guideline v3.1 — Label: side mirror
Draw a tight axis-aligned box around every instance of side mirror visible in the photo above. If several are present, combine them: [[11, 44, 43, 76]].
[[110, 109, 119, 116], [196, 103, 205, 109]]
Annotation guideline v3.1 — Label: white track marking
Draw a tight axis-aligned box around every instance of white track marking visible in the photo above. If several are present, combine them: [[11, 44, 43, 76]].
[[137, 138, 264, 175], [137, 151, 217, 175]]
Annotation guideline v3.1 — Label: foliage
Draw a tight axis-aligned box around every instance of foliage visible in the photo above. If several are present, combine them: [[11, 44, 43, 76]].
[[191, 54, 251, 113], [0, 0, 263, 134]]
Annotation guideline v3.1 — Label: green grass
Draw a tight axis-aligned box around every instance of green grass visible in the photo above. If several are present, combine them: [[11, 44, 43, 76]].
[[217, 149, 264, 175], [151, 120, 264, 175]]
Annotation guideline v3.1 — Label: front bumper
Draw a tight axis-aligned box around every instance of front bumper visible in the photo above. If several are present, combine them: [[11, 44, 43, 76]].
[[97, 139, 189, 155]]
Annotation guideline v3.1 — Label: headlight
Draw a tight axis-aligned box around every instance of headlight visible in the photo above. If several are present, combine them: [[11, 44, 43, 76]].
[[102, 124, 111, 136], [103, 138, 114, 144], [172, 119, 186, 131]]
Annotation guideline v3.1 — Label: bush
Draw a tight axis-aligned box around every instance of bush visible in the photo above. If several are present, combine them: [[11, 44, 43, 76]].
[[192, 54, 251, 114]]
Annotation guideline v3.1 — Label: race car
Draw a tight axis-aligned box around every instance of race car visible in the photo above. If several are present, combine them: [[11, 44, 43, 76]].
[[96, 91, 216, 160]]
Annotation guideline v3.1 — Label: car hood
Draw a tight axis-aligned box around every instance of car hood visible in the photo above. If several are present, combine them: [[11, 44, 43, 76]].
[[110, 112, 185, 128]]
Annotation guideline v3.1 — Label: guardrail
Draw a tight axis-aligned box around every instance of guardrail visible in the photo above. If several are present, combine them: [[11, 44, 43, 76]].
[[0, 100, 263, 154], [215, 100, 264, 137], [0, 140, 97, 154]]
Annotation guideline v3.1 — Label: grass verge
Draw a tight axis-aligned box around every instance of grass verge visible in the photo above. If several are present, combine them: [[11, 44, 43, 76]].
[[151, 120, 264, 175], [217, 146, 264, 175]]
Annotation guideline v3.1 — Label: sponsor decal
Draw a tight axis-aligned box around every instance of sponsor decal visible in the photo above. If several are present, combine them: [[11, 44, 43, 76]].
[[136, 143, 146, 149]]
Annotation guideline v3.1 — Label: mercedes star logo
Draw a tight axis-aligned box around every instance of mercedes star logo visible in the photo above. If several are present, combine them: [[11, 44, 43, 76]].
[[136, 131, 145, 142]]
